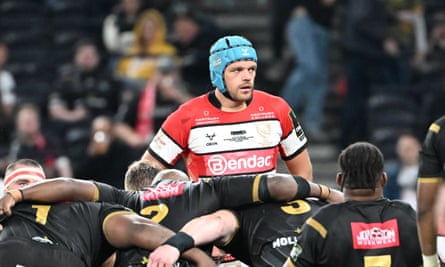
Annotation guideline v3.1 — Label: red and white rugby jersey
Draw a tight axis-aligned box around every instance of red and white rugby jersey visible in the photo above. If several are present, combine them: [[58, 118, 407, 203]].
[[149, 90, 307, 181]]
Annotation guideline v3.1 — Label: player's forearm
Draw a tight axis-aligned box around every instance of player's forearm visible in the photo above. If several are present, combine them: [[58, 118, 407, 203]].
[[418, 212, 437, 255], [267, 174, 339, 202], [20, 178, 97, 203], [181, 248, 215, 267], [417, 181, 441, 255], [181, 210, 236, 246]]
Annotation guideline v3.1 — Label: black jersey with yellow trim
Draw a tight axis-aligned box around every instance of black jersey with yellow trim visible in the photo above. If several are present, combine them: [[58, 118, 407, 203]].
[[287, 198, 422, 267], [0, 201, 131, 267], [418, 115, 445, 180], [95, 174, 268, 230], [95, 174, 272, 266], [221, 198, 326, 266]]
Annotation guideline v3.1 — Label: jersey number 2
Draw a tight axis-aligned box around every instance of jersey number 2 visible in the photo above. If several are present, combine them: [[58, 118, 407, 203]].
[[139, 203, 169, 223]]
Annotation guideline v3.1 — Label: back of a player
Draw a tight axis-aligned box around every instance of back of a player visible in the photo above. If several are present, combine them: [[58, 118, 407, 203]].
[[289, 199, 422, 266]]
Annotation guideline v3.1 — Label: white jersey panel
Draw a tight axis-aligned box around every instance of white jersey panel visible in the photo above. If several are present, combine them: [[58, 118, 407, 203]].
[[188, 120, 282, 154]]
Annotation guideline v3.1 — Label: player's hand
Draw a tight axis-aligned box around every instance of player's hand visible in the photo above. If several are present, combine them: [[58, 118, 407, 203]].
[[147, 244, 180, 267], [0, 191, 19, 216]]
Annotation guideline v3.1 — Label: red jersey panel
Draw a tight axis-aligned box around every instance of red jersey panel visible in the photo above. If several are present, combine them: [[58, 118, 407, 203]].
[[149, 90, 307, 181]]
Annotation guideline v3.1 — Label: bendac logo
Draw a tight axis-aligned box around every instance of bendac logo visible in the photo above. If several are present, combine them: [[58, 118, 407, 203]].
[[207, 154, 273, 175]]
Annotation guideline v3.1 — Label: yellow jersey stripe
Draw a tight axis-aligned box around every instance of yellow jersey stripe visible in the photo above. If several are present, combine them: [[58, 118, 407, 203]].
[[92, 184, 100, 201], [307, 217, 327, 238], [418, 177, 442, 184], [284, 258, 296, 267], [252, 174, 262, 202], [102, 210, 135, 237], [430, 123, 441, 133]]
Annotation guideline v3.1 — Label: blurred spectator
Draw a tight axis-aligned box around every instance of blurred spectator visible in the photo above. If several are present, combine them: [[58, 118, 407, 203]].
[[425, 11, 445, 74], [269, 0, 295, 61], [279, 0, 337, 142], [102, 0, 144, 56], [339, 0, 401, 148], [385, 0, 428, 83], [115, 9, 177, 85], [384, 131, 421, 210], [0, 42, 16, 151], [169, 3, 225, 96], [265, 0, 296, 82], [415, 12, 445, 132], [2, 103, 72, 178], [48, 38, 120, 140], [75, 115, 138, 188], [114, 56, 192, 152]]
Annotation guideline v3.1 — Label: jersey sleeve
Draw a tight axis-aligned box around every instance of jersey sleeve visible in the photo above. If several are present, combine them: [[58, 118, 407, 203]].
[[213, 174, 269, 207], [99, 202, 136, 226], [148, 104, 193, 167], [277, 100, 308, 160], [418, 116, 445, 178], [95, 182, 141, 211]]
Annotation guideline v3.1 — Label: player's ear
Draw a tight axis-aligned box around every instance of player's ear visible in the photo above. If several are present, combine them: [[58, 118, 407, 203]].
[[336, 172, 343, 187], [380, 172, 388, 187]]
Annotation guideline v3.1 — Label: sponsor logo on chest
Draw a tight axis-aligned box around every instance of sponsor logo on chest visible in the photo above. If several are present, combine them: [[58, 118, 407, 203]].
[[196, 121, 278, 150], [206, 152, 274, 175]]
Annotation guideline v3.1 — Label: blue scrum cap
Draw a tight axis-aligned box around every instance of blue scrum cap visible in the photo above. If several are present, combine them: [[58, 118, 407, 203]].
[[209, 35, 257, 93]]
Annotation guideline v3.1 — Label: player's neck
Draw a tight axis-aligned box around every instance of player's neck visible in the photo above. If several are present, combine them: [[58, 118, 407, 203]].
[[343, 187, 384, 202], [214, 89, 247, 112]]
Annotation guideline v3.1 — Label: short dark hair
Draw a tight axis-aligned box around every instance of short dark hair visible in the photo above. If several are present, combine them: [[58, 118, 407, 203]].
[[5, 158, 42, 174], [338, 142, 384, 191], [124, 160, 161, 191]]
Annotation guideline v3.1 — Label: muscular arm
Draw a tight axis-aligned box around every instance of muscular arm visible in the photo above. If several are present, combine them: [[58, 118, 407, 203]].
[[148, 210, 237, 266], [285, 149, 313, 181], [0, 178, 97, 215], [141, 150, 168, 170], [104, 212, 215, 267], [417, 179, 441, 255], [266, 173, 343, 203], [416, 117, 445, 264]]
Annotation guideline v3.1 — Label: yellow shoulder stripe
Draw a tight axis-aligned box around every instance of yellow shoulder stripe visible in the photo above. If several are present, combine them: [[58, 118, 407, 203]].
[[284, 258, 296, 267], [252, 174, 262, 203], [92, 184, 100, 202], [430, 123, 441, 133], [418, 177, 442, 184], [307, 217, 327, 239], [102, 210, 136, 235]]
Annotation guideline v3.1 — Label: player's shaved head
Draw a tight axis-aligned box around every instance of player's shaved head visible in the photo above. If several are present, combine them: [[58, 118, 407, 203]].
[[124, 160, 161, 191], [151, 169, 189, 185]]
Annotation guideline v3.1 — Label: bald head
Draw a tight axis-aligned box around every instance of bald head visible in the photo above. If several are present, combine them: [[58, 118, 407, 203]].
[[151, 169, 189, 185]]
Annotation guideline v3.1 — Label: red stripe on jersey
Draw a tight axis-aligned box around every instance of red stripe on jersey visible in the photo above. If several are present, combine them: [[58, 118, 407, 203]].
[[351, 219, 400, 249], [141, 182, 185, 201]]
